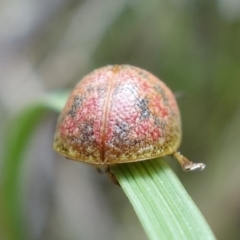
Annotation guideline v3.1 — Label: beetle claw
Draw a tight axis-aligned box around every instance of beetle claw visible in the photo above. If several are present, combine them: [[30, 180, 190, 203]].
[[173, 152, 206, 172], [182, 162, 206, 171]]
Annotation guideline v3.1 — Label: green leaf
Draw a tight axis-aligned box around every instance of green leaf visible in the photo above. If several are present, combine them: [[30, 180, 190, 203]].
[[2, 91, 70, 240], [112, 160, 216, 240], [2, 90, 215, 240]]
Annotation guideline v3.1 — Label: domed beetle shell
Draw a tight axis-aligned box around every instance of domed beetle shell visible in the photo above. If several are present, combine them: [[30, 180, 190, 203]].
[[53, 65, 205, 171]]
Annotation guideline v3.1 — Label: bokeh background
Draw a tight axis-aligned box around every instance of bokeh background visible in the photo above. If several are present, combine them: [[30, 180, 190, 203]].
[[0, 0, 240, 239]]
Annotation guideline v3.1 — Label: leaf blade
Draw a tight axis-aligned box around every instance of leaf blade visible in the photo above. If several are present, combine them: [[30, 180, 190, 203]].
[[2, 91, 70, 240], [112, 160, 216, 240]]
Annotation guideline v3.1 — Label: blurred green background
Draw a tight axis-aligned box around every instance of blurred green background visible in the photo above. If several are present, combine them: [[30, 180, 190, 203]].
[[0, 0, 240, 239]]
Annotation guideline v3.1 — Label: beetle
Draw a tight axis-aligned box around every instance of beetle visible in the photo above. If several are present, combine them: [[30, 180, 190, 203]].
[[53, 65, 205, 174]]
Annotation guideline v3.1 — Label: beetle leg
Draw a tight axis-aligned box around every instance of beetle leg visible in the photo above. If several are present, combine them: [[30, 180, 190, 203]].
[[105, 166, 120, 185], [96, 167, 104, 173], [173, 152, 205, 171]]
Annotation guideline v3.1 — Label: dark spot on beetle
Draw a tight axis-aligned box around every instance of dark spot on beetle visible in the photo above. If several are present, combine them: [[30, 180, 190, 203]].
[[138, 71, 149, 79], [114, 121, 130, 140], [111, 120, 138, 148], [154, 85, 176, 116], [72, 119, 97, 149], [96, 85, 106, 97], [86, 85, 95, 93], [137, 98, 151, 120], [68, 96, 84, 117], [154, 117, 166, 131], [75, 119, 97, 146], [154, 85, 168, 104], [110, 120, 152, 155]]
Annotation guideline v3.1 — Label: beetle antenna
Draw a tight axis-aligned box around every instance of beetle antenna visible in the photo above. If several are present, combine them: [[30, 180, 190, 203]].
[[173, 152, 205, 171]]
